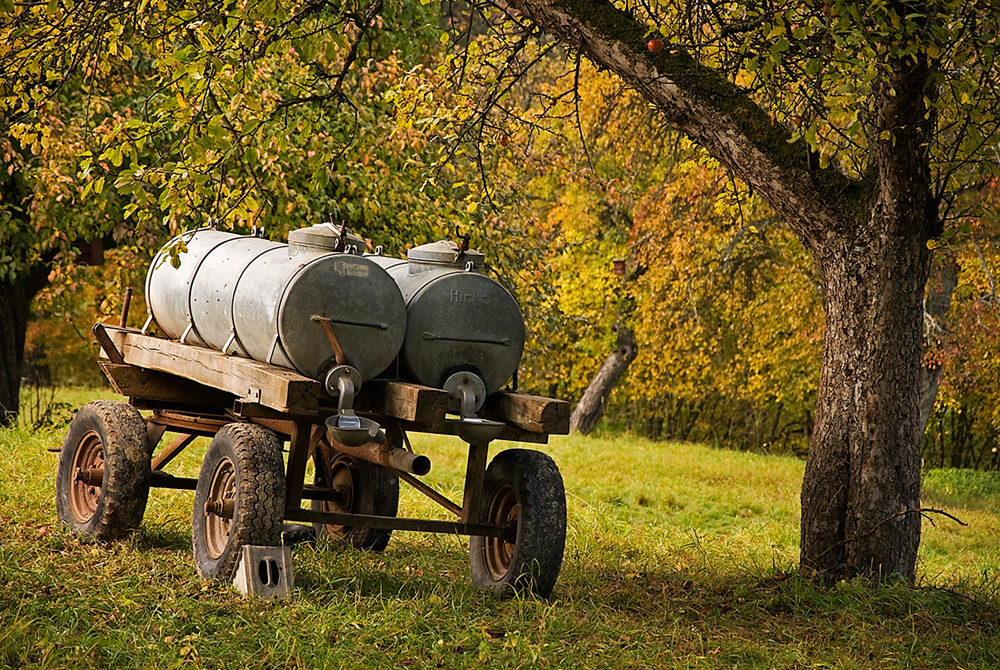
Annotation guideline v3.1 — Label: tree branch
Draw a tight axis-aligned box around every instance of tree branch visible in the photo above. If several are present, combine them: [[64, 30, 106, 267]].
[[504, 0, 860, 249]]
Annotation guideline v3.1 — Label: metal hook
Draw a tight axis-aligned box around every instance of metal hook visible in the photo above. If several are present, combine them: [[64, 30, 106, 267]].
[[454, 225, 471, 253]]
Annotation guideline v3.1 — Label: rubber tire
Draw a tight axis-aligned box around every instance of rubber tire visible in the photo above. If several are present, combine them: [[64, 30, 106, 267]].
[[469, 449, 566, 598], [311, 444, 399, 552], [56, 400, 151, 540], [192, 423, 285, 581]]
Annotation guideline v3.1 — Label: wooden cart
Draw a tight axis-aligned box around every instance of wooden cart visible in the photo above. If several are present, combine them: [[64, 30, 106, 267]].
[[56, 323, 570, 597]]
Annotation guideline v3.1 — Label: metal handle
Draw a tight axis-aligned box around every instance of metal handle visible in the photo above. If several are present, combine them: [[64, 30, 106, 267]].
[[422, 332, 510, 346], [311, 315, 388, 330]]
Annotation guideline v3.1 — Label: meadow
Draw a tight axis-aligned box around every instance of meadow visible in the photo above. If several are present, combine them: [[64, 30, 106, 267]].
[[1, 387, 998, 669]]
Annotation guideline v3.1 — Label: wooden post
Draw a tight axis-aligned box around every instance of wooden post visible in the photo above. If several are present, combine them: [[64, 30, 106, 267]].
[[284, 422, 315, 510], [460, 443, 489, 524]]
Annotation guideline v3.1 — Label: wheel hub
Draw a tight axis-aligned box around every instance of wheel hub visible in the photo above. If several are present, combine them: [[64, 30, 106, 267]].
[[483, 483, 520, 580], [69, 431, 105, 523], [318, 453, 357, 538], [204, 457, 236, 559]]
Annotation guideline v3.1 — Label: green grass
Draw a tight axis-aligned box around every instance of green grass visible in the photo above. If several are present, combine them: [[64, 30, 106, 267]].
[[2, 387, 999, 668]]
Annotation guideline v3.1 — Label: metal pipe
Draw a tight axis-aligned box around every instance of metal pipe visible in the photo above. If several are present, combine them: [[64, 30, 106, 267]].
[[326, 429, 431, 476], [284, 507, 509, 539], [395, 470, 462, 516], [75, 467, 104, 486], [119, 287, 133, 328]]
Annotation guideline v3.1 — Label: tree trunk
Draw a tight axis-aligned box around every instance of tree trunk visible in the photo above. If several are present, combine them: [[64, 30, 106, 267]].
[[0, 263, 50, 427], [1, 130, 45, 428], [801, 233, 929, 578], [570, 326, 637, 434], [800, 56, 936, 579]]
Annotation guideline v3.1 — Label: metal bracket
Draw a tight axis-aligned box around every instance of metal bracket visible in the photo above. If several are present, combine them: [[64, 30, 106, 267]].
[[323, 365, 379, 447], [443, 371, 504, 445], [92, 323, 125, 365], [443, 371, 487, 415]]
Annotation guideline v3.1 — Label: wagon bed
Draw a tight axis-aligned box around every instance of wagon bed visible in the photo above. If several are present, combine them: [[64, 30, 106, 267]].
[[58, 323, 570, 598]]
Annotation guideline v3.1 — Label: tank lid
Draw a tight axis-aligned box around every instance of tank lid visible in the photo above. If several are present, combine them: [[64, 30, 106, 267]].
[[407, 240, 485, 268], [288, 223, 365, 254]]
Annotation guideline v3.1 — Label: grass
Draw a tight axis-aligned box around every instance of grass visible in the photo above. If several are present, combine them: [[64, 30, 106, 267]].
[[1, 386, 999, 668]]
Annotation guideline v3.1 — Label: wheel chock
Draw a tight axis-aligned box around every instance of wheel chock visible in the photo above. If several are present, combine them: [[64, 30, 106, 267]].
[[233, 545, 294, 599]]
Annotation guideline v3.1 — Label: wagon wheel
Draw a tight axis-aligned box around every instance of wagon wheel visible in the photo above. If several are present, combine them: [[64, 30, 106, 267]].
[[192, 423, 285, 581], [56, 400, 150, 540], [469, 449, 566, 598], [311, 441, 398, 551]]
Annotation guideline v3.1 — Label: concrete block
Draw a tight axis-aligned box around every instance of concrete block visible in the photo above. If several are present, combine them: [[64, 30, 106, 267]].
[[233, 545, 294, 599]]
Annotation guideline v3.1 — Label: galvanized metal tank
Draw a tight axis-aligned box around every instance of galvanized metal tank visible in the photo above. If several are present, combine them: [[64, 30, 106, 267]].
[[145, 226, 407, 381], [369, 240, 525, 394]]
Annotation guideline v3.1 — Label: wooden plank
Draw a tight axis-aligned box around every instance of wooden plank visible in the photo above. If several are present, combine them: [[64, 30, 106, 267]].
[[102, 326, 322, 414], [100, 361, 235, 407], [357, 380, 450, 424], [482, 392, 571, 435]]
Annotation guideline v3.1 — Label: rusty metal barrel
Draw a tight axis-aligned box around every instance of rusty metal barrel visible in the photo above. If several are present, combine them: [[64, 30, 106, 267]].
[[145, 226, 407, 381], [368, 240, 525, 395]]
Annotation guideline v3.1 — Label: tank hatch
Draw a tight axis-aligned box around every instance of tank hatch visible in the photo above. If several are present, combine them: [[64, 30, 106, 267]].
[[407, 240, 485, 271], [288, 223, 365, 255]]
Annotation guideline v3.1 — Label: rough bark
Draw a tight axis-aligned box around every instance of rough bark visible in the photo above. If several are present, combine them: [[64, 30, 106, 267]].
[[798, 54, 936, 579], [802, 232, 929, 577], [504, 0, 858, 251], [570, 326, 637, 434], [0, 263, 49, 427], [507, 0, 938, 580], [0, 133, 47, 427]]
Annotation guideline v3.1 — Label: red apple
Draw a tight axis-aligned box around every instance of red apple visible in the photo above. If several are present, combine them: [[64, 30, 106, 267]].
[[647, 39, 664, 53]]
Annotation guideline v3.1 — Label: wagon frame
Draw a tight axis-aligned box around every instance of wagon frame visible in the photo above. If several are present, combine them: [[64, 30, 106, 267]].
[[58, 321, 570, 597]]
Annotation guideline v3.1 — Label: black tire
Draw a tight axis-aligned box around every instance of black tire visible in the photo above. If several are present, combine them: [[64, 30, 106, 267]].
[[470, 449, 566, 598], [192, 423, 285, 581], [56, 400, 150, 540], [311, 442, 399, 551]]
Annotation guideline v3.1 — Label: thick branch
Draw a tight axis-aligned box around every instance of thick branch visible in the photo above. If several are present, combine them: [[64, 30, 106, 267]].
[[505, 0, 861, 248]]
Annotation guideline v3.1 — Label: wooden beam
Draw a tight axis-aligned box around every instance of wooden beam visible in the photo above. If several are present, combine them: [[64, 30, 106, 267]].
[[100, 361, 235, 408], [482, 392, 570, 435], [357, 380, 450, 424], [101, 326, 322, 414], [96, 326, 567, 439]]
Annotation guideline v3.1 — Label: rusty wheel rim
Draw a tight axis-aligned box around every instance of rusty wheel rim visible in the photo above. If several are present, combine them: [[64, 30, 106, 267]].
[[69, 430, 104, 523], [320, 453, 356, 538], [204, 456, 236, 559], [483, 483, 519, 580]]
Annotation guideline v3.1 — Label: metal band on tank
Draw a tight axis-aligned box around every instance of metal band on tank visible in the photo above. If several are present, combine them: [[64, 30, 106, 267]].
[[182, 233, 243, 348], [273, 253, 332, 368], [221, 237, 280, 358], [266, 333, 282, 366], [147, 227, 233, 344], [223, 332, 238, 355]]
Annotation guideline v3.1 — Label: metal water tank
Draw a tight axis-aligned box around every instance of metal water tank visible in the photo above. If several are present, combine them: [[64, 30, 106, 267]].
[[369, 240, 525, 394], [145, 226, 407, 382]]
